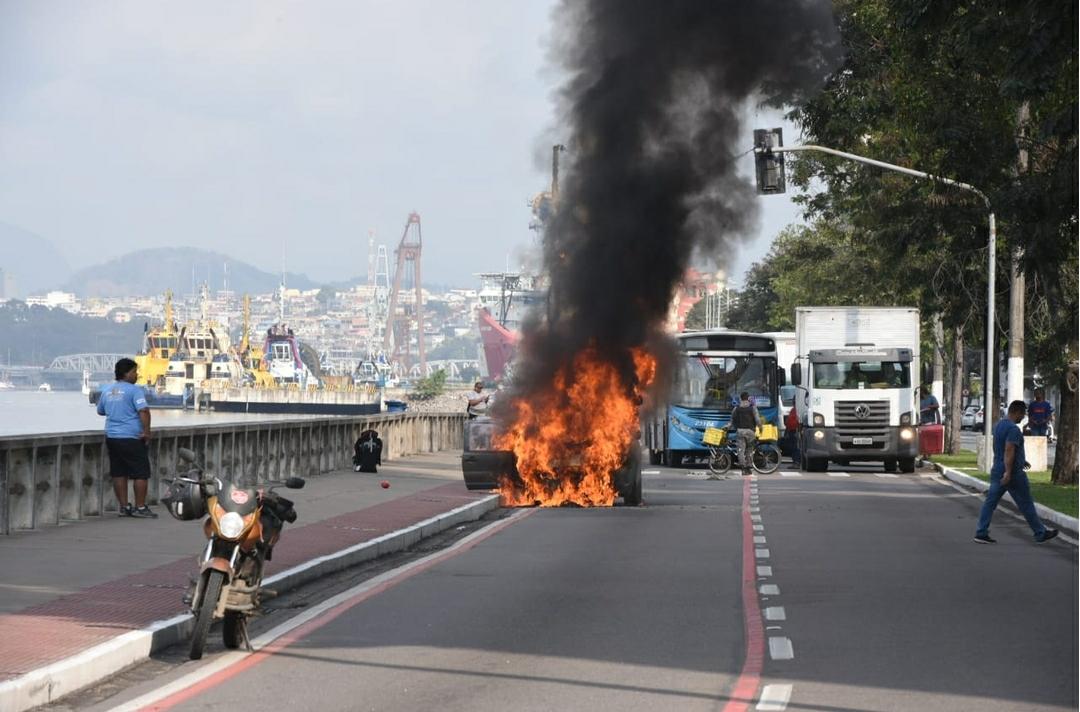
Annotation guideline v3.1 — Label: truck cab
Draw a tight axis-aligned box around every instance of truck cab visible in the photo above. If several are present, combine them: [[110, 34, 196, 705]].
[[793, 347, 919, 472]]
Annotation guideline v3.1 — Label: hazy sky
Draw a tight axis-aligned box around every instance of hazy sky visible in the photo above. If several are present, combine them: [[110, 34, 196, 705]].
[[0, 1, 803, 288]]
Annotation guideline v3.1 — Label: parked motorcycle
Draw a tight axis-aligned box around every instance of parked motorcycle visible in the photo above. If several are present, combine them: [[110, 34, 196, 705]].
[[163, 448, 305, 660]]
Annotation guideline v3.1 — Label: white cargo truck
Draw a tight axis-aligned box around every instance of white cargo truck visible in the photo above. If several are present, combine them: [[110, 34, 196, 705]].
[[790, 307, 920, 473]]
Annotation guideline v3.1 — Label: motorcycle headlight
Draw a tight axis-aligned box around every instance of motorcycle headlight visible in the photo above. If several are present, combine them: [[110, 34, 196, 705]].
[[218, 511, 245, 539], [813, 412, 825, 427]]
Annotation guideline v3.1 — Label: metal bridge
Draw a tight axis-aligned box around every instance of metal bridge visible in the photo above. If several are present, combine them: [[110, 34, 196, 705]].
[[46, 354, 130, 373], [401, 359, 482, 381]]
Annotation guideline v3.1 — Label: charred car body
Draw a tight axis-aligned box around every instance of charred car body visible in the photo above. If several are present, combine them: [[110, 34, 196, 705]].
[[461, 417, 643, 506]]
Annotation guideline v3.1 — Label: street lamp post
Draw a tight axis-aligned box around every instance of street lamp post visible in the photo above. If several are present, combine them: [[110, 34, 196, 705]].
[[754, 140, 997, 468]]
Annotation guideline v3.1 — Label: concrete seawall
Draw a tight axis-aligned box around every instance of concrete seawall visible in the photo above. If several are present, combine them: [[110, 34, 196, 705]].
[[0, 412, 465, 534]]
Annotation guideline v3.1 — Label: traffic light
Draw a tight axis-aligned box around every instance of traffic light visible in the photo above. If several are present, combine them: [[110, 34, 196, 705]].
[[754, 128, 786, 194]]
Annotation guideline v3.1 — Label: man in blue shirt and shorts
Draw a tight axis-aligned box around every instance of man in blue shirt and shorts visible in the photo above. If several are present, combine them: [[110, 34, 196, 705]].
[[974, 400, 1057, 544], [97, 358, 157, 518]]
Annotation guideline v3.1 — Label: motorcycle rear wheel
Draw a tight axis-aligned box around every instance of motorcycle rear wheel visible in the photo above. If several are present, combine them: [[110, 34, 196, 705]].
[[189, 570, 225, 660], [223, 611, 244, 650]]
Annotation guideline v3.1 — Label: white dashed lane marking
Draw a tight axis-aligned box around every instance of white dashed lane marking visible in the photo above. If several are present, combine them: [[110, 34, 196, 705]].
[[755, 548, 771, 559], [828, 472, 851, 477], [757, 684, 794, 710], [760, 584, 780, 595], [754, 536, 767, 544], [780, 472, 802, 477], [756, 565, 772, 576], [764, 606, 786, 621], [768, 636, 795, 660]]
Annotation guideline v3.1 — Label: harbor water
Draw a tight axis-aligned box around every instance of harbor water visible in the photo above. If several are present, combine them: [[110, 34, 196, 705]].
[[0, 390, 329, 437]]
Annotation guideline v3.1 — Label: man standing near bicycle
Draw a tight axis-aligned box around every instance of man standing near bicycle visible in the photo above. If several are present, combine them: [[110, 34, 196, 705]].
[[732, 391, 762, 476]]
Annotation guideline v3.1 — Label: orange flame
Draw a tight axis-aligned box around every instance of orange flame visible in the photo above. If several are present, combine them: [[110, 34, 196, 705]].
[[495, 347, 656, 507]]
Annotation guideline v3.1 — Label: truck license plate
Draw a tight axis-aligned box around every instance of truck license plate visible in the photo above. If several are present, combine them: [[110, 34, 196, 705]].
[[852, 437, 873, 446]]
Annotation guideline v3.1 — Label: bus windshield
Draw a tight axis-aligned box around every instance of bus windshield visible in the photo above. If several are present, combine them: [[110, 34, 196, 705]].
[[812, 360, 910, 390], [672, 355, 775, 410]]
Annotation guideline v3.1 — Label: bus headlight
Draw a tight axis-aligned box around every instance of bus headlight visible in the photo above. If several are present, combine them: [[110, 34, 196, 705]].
[[813, 412, 825, 427], [670, 417, 697, 437], [813, 430, 825, 441], [899, 427, 915, 442]]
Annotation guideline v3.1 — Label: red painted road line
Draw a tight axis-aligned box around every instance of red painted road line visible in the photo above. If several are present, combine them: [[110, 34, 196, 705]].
[[139, 509, 535, 712], [722, 477, 764, 712]]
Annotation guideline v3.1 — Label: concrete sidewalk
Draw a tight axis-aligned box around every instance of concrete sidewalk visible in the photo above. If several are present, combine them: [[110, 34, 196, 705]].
[[0, 451, 499, 711]]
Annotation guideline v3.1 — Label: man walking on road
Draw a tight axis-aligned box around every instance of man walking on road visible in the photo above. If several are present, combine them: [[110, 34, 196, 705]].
[[974, 400, 1056, 544], [732, 392, 762, 476], [97, 358, 157, 518]]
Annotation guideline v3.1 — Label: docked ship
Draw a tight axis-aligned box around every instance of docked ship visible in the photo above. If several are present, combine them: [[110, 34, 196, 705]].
[[476, 272, 545, 381]]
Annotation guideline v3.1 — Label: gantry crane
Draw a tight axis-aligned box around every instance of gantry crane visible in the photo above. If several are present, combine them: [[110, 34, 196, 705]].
[[383, 212, 425, 375]]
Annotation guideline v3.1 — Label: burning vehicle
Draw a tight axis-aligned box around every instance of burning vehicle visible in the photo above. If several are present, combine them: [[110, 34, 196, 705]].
[[461, 416, 643, 507], [461, 347, 651, 507]]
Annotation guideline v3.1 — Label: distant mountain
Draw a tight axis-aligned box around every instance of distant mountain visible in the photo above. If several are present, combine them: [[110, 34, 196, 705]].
[[0, 221, 72, 297], [63, 248, 317, 297]]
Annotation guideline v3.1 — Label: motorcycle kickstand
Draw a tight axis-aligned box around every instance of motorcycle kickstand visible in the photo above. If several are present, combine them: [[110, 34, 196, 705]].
[[240, 617, 254, 653]]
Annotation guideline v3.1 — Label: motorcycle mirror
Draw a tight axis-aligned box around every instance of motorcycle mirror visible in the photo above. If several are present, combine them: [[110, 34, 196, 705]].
[[285, 476, 306, 489], [178, 448, 197, 463]]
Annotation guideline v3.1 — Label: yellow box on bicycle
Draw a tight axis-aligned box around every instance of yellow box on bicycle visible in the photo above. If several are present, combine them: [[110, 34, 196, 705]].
[[703, 427, 727, 446], [755, 424, 779, 442]]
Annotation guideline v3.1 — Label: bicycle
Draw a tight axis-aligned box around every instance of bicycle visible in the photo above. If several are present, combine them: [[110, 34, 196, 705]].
[[704, 426, 781, 475]]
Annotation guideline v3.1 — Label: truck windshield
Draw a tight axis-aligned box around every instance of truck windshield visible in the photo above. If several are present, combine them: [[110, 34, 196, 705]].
[[672, 355, 775, 410], [812, 361, 910, 390]]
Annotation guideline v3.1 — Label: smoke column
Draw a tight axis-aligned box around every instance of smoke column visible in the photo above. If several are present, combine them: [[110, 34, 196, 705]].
[[505, 0, 840, 404]]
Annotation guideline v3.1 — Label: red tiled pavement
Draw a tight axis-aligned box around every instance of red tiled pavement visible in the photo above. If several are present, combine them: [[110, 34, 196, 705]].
[[0, 482, 490, 681]]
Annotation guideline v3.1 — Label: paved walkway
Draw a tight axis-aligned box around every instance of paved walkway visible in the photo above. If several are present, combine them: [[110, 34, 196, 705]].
[[0, 452, 486, 683]]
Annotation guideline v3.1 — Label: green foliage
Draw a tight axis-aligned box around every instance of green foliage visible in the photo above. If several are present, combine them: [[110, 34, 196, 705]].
[[0, 301, 146, 365], [427, 335, 480, 361], [412, 369, 448, 399]]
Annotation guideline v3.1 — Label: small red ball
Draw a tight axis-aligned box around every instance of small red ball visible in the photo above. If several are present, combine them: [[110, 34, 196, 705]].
[[380, 480, 390, 489]]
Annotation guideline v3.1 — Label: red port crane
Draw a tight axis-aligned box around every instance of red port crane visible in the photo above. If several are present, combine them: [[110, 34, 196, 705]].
[[383, 212, 425, 375]]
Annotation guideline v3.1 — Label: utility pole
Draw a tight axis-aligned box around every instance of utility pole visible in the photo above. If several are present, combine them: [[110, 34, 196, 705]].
[[754, 135, 998, 469], [1007, 102, 1030, 404]]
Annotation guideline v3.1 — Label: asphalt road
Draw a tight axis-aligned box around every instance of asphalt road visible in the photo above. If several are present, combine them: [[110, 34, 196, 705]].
[[86, 461, 1077, 712]]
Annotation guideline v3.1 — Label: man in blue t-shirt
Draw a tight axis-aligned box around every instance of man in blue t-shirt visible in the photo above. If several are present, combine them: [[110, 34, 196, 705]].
[[919, 385, 940, 425], [1026, 388, 1054, 437], [97, 358, 156, 518], [974, 400, 1057, 544]]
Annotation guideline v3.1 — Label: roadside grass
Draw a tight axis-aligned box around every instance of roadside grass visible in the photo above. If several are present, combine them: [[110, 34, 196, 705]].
[[931, 450, 1077, 519]]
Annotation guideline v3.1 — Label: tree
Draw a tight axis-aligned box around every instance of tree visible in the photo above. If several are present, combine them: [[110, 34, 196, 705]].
[[787, 0, 1077, 482], [412, 369, 448, 400]]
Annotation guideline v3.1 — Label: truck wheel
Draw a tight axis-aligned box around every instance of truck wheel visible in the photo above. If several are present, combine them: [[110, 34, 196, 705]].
[[883, 459, 897, 472], [899, 457, 916, 473]]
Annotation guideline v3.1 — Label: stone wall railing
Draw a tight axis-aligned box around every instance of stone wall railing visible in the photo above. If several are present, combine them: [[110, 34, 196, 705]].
[[0, 413, 465, 534]]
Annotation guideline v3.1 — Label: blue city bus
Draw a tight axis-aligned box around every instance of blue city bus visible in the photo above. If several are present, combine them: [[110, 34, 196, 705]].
[[643, 330, 783, 466]]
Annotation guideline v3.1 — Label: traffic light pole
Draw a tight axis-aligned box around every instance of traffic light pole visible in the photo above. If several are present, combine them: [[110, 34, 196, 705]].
[[756, 142, 997, 468]]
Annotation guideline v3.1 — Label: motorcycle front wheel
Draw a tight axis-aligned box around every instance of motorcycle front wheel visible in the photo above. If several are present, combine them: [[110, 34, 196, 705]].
[[753, 444, 781, 474], [190, 569, 225, 660]]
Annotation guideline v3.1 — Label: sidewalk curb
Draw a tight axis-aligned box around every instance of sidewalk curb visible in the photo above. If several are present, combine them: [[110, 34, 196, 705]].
[[0, 494, 500, 712], [930, 462, 1078, 535]]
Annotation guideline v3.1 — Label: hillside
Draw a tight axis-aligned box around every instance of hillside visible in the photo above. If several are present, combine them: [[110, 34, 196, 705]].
[[62, 247, 317, 297], [0, 222, 72, 296], [0, 301, 146, 366]]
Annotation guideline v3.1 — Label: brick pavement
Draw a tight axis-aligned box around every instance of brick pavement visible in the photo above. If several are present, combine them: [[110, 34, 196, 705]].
[[0, 481, 488, 682]]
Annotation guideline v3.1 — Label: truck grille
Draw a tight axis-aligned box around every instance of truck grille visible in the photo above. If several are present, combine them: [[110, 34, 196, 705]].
[[834, 401, 890, 438]]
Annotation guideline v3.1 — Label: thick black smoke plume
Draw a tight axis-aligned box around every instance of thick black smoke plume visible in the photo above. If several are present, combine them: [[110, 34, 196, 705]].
[[506, 0, 839, 407]]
